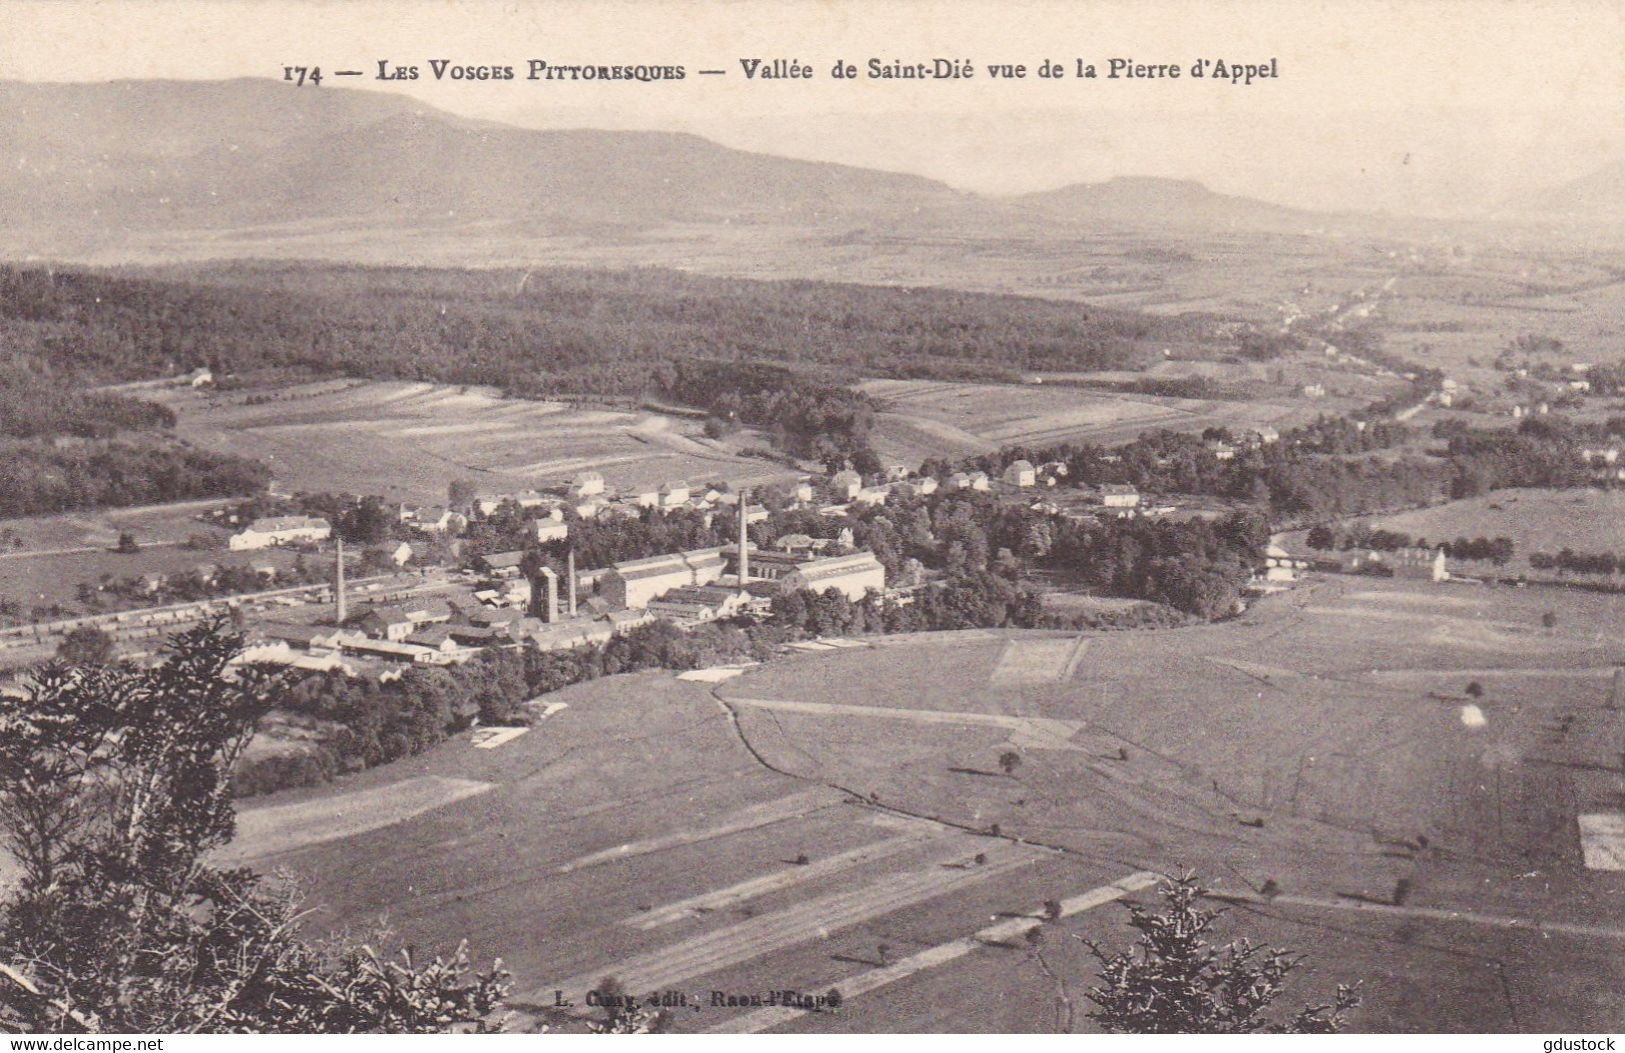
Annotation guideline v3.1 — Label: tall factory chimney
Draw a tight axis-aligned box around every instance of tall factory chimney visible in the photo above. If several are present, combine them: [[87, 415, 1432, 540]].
[[567, 549, 578, 616], [334, 536, 347, 625], [737, 487, 750, 585]]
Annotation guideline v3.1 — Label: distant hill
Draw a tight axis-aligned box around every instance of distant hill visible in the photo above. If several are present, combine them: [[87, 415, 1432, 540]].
[[1012, 176, 1325, 234], [0, 76, 1503, 263], [1506, 161, 1625, 219], [0, 78, 977, 236]]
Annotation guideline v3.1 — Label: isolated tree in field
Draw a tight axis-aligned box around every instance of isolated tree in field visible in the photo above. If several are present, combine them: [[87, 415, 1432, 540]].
[[0, 620, 508, 1033], [1542, 610, 1558, 630], [998, 750, 1022, 776], [114, 531, 139, 554], [1081, 872, 1359, 1034], [55, 625, 114, 667], [1465, 681, 1484, 699]]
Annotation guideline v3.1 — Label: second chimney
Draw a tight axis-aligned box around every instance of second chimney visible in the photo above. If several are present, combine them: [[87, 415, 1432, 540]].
[[737, 487, 749, 585]]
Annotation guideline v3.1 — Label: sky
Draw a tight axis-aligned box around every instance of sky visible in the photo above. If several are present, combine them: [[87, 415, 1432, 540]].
[[3, 0, 1622, 215]]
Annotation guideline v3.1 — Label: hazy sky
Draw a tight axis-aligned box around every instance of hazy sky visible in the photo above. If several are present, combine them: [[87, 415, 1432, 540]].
[[3, 0, 1622, 214]]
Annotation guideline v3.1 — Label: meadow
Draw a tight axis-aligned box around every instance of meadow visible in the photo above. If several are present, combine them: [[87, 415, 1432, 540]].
[[859, 377, 1348, 464]]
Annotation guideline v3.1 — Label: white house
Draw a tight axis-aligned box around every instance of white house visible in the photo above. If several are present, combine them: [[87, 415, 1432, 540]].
[[1002, 460, 1036, 488], [409, 507, 467, 535], [1098, 484, 1140, 509], [828, 469, 863, 501], [533, 519, 569, 544], [570, 471, 606, 498], [659, 480, 691, 507], [854, 486, 889, 507]]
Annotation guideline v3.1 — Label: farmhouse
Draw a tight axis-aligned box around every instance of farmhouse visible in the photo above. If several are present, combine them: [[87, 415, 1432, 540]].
[[1097, 484, 1140, 509], [1002, 460, 1037, 487], [659, 480, 691, 507], [513, 490, 552, 510], [228, 515, 332, 551], [599, 548, 728, 609], [827, 469, 863, 501], [408, 507, 467, 535], [854, 486, 889, 507], [533, 520, 570, 544], [569, 471, 606, 498]]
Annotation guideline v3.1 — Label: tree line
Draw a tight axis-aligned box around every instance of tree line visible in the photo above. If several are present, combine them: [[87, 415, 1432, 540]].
[[0, 437, 271, 518]]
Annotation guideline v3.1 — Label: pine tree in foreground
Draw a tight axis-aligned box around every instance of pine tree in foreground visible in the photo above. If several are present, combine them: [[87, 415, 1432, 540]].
[[1081, 871, 1359, 1034], [0, 620, 509, 1033]]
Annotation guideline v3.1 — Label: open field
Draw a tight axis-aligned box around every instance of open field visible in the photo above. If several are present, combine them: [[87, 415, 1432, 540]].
[[148, 379, 799, 505], [0, 531, 304, 617], [224, 575, 1625, 1032], [1366, 489, 1625, 562], [859, 378, 1360, 465]]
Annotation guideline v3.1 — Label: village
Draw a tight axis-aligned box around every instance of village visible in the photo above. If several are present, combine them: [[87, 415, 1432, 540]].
[[0, 415, 1503, 689]]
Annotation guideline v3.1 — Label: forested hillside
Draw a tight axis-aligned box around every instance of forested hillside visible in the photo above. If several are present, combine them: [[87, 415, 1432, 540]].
[[0, 262, 1219, 393]]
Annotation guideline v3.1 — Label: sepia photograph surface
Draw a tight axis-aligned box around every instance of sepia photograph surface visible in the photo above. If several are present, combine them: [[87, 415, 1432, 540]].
[[0, 0, 1622, 1037]]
